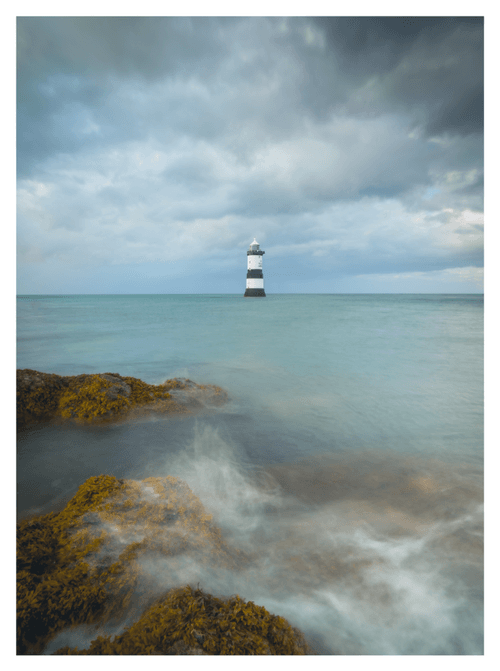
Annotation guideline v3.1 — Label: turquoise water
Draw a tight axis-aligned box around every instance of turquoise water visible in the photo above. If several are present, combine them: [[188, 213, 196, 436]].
[[17, 294, 483, 654]]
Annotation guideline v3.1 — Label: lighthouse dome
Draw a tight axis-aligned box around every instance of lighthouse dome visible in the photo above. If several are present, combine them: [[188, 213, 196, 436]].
[[249, 238, 260, 250]]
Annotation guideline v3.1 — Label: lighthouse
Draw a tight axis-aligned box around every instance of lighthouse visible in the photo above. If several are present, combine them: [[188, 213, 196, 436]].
[[244, 238, 266, 297]]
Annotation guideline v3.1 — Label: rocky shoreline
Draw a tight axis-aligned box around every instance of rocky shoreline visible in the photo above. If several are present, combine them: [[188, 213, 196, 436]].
[[17, 474, 312, 655], [16, 371, 313, 654], [17, 369, 228, 430]]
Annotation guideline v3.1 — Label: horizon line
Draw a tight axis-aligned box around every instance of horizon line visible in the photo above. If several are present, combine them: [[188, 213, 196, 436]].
[[16, 292, 484, 297]]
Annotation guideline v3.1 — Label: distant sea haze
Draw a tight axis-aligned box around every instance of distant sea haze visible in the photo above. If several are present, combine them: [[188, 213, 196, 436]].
[[17, 293, 484, 654]]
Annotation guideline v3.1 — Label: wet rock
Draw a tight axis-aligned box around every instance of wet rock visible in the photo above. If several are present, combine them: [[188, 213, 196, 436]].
[[99, 374, 132, 401], [17, 369, 228, 430]]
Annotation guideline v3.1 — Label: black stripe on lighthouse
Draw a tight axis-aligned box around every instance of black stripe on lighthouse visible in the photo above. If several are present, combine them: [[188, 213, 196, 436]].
[[244, 288, 266, 297], [247, 269, 263, 279]]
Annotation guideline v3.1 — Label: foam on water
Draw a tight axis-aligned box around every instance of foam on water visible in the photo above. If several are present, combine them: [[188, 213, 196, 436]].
[[180, 426, 483, 655], [45, 423, 479, 655], [39, 420, 483, 654]]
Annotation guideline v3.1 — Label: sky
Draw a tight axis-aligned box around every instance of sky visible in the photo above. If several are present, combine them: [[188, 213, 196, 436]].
[[16, 12, 484, 294]]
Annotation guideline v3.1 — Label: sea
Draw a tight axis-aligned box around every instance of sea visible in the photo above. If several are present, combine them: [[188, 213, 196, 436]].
[[16, 293, 484, 655]]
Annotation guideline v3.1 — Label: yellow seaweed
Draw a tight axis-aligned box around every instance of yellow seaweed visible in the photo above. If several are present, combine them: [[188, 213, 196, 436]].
[[58, 376, 131, 419], [54, 585, 311, 655]]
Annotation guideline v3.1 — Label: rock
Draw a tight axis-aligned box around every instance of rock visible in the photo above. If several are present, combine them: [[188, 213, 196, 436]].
[[98, 374, 132, 401], [17, 370, 228, 430], [18, 474, 312, 655]]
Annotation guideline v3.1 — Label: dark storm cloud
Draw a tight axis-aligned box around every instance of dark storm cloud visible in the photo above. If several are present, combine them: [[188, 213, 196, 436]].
[[301, 18, 484, 167], [17, 16, 484, 174], [314, 16, 481, 68], [309, 17, 483, 136]]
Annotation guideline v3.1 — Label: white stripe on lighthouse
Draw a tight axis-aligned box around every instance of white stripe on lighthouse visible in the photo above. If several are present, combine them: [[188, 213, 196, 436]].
[[247, 255, 263, 270], [246, 278, 264, 289]]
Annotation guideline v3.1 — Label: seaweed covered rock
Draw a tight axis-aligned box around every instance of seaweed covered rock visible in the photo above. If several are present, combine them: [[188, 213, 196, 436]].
[[55, 585, 311, 655], [16, 369, 68, 424], [17, 475, 125, 654], [17, 474, 259, 655], [58, 374, 134, 419], [17, 369, 228, 429]]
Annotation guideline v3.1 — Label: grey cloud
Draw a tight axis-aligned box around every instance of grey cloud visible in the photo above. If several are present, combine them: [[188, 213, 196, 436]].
[[459, 174, 484, 197], [309, 17, 483, 136], [17, 17, 230, 82], [268, 245, 483, 283], [17, 17, 234, 176], [314, 17, 481, 70], [426, 88, 483, 136], [16, 17, 484, 294], [18, 16, 483, 175]]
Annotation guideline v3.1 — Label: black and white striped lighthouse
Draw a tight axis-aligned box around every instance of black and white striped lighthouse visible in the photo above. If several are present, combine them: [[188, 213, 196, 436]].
[[244, 238, 266, 297]]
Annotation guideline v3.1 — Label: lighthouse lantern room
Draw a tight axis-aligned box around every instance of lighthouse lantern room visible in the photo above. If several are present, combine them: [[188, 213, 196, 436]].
[[244, 238, 266, 297]]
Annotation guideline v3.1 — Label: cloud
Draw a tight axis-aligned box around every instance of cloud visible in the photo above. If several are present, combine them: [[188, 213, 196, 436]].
[[16, 17, 483, 294], [311, 17, 483, 136]]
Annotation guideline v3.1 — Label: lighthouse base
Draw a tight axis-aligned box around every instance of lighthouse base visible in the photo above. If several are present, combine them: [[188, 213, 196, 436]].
[[244, 288, 266, 297]]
